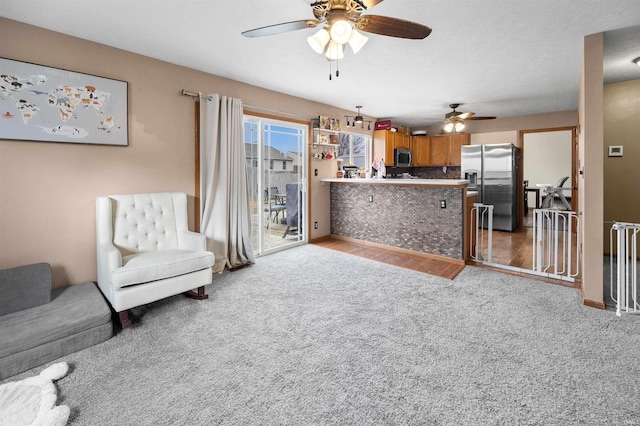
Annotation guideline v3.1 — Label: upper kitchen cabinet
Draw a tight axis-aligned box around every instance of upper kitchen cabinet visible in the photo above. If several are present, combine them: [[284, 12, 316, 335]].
[[448, 133, 470, 165], [411, 136, 431, 166], [394, 132, 411, 150], [429, 133, 470, 166], [373, 130, 410, 165], [373, 130, 393, 165]]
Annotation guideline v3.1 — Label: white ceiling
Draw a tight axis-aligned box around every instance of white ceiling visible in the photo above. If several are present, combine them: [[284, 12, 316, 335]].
[[2, 0, 640, 127]]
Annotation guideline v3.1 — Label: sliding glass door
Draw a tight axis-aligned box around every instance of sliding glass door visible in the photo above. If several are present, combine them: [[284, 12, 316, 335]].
[[244, 115, 307, 256]]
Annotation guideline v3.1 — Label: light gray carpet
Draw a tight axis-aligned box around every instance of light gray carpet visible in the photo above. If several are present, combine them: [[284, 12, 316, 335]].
[[3, 244, 640, 425]]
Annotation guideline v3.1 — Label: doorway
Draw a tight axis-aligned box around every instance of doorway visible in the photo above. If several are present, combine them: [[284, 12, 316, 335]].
[[244, 115, 308, 256], [521, 128, 576, 223], [471, 127, 580, 284]]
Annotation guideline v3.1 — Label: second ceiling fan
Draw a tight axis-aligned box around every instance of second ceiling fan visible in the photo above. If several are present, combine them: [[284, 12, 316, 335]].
[[443, 104, 496, 133], [445, 104, 496, 121]]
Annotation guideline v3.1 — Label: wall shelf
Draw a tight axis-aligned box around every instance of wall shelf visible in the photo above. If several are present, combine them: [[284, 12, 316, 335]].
[[312, 116, 341, 160], [312, 127, 340, 135]]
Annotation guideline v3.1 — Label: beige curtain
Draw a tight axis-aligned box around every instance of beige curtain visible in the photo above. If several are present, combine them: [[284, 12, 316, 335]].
[[199, 94, 255, 272]]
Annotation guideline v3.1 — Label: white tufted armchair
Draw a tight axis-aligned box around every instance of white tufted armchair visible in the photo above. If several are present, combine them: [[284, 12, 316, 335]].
[[96, 192, 214, 328]]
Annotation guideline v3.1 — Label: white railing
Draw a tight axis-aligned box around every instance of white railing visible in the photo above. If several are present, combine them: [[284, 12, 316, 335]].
[[610, 222, 640, 316], [532, 209, 580, 281], [470, 203, 493, 263]]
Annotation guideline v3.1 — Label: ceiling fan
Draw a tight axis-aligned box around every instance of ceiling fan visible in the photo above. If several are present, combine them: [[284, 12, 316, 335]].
[[242, 0, 432, 77], [443, 104, 496, 133], [445, 104, 496, 121]]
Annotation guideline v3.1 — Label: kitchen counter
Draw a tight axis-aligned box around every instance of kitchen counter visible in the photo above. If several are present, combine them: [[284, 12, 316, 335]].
[[321, 178, 469, 187], [324, 179, 473, 261]]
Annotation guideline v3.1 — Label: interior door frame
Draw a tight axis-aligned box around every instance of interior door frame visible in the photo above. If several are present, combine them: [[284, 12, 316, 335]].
[[518, 126, 579, 227]]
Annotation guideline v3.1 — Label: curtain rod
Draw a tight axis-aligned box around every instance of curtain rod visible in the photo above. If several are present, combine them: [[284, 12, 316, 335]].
[[181, 89, 213, 101], [182, 89, 314, 121]]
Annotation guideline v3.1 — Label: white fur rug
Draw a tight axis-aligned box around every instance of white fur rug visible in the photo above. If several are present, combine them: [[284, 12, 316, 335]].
[[0, 362, 70, 426]]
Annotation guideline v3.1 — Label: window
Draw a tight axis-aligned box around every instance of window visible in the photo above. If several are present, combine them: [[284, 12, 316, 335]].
[[338, 132, 369, 169], [282, 161, 287, 170]]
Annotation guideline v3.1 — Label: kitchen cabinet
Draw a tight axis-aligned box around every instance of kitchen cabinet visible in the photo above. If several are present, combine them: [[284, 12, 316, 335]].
[[394, 132, 411, 150], [429, 133, 470, 166], [448, 133, 469, 165], [375, 131, 469, 167], [411, 136, 431, 166], [372, 130, 391, 164], [373, 130, 412, 165]]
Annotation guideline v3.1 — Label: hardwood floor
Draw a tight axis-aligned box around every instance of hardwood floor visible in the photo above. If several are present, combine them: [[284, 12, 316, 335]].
[[313, 224, 580, 289], [472, 220, 581, 288], [490, 227, 536, 269], [312, 237, 466, 280]]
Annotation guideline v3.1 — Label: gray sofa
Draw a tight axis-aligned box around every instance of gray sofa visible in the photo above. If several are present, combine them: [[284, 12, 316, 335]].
[[0, 263, 113, 379]]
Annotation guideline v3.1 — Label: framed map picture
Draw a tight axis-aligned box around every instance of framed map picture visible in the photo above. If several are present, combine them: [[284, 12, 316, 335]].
[[0, 57, 128, 146]]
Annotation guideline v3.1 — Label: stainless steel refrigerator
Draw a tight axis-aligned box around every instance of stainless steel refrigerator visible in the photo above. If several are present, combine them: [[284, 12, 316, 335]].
[[461, 143, 520, 232]]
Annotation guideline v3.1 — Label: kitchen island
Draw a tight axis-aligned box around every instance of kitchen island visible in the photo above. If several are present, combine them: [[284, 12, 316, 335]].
[[320, 178, 473, 262]]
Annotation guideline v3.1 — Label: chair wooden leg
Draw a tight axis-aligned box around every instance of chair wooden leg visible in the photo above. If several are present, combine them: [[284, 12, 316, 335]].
[[118, 310, 132, 329], [184, 286, 208, 300]]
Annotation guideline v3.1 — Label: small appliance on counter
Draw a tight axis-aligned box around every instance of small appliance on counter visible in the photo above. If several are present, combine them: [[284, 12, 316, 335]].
[[342, 164, 360, 178]]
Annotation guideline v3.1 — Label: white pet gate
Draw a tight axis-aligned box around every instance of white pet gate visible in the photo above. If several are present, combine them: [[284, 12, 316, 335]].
[[470, 204, 580, 282], [610, 222, 640, 316]]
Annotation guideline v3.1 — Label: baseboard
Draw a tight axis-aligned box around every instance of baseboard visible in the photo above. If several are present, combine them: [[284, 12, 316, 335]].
[[309, 235, 333, 244], [583, 297, 605, 310], [328, 234, 465, 266]]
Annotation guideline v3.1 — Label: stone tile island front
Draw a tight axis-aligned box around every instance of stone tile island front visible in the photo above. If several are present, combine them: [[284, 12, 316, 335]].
[[320, 178, 474, 263]]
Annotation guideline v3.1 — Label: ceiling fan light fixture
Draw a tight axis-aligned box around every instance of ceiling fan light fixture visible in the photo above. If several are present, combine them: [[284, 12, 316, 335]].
[[329, 19, 353, 44], [347, 29, 368, 54], [444, 122, 454, 133], [444, 116, 465, 133], [325, 40, 345, 60], [307, 28, 330, 54]]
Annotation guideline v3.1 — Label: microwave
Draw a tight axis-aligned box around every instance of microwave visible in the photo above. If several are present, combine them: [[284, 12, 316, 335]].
[[394, 148, 412, 167]]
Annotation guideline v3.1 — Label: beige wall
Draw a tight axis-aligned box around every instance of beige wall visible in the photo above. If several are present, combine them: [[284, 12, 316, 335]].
[[0, 18, 372, 288], [470, 131, 519, 147], [603, 79, 640, 227], [579, 32, 604, 306]]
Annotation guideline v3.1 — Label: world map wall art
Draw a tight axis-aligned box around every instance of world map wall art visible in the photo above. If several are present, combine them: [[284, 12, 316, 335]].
[[0, 57, 128, 146]]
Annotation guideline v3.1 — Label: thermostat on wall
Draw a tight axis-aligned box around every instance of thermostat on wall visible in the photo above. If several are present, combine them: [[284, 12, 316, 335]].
[[608, 145, 623, 157]]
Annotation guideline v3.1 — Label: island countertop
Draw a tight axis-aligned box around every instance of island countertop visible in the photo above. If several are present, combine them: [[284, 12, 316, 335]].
[[321, 178, 469, 186]]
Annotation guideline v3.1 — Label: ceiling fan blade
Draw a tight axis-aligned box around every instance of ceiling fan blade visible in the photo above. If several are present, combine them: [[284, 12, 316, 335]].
[[457, 112, 475, 120], [242, 20, 319, 38], [466, 116, 497, 120], [361, 0, 384, 9], [355, 15, 432, 39]]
